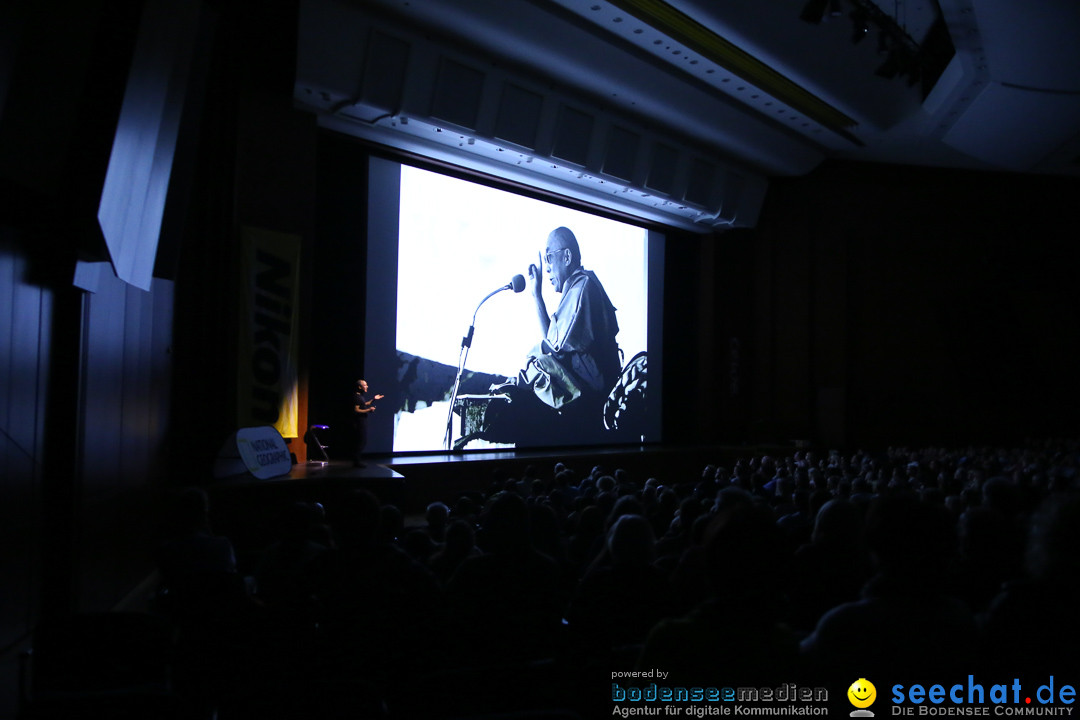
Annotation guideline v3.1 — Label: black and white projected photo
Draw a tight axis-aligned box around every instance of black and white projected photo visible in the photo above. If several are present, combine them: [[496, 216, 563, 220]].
[[391, 165, 652, 452]]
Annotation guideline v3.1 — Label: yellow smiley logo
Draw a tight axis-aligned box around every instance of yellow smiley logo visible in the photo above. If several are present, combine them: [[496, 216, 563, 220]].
[[848, 679, 876, 708]]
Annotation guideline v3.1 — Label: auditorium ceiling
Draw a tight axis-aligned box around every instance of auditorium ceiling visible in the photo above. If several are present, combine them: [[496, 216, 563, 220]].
[[294, 0, 1080, 229]]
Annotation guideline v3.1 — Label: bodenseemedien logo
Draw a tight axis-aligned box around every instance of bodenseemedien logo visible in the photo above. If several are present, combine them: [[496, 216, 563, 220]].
[[849, 678, 878, 717], [610, 677, 830, 716]]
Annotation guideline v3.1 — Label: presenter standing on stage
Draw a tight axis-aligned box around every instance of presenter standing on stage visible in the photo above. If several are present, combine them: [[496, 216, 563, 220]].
[[353, 379, 383, 467]]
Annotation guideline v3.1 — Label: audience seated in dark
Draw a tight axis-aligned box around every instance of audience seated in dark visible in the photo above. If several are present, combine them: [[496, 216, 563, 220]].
[[421, 501, 450, 543], [401, 527, 439, 564], [566, 503, 605, 578], [426, 517, 481, 586], [249, 501, 329, 622], [531, 500, 571, 570], [444, 491, 565, 666], [654, 496, 705, 565], [980, 492, 1080, 676], [154, 486, 260, 717], [665, 508, 721, 614], [775, 487, 814, 549], [647, 485, 679, 539], [567, 514, 674, 655], [800, 491, 979, 683], [953, 503, 1025, 614], [637, 499, 802, 687], [377, 502, 404, 545], [308, 489, 443, 685], [156, 487, 238, 582], [154, 486, 250, 628], [784, 497, 872, 633], [138, 438, 1080, 718]]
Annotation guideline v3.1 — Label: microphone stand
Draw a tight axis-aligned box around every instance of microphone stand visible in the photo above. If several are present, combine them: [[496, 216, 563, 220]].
[[444, 283, 515, 451]]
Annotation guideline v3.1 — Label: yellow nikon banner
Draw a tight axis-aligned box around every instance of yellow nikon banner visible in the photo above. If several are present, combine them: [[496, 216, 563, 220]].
[[238, 227, 300, 438]]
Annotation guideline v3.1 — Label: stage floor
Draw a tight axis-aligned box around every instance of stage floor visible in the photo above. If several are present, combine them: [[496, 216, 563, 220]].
[[210, 442, 791, 519], [204, 442, 790, 557], [210, 445, 664, 511], [286, 460, 404, 480]]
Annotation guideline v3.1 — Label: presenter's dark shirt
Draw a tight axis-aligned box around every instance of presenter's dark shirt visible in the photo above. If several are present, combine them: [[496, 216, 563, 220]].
[[354, 392, 370, 424]]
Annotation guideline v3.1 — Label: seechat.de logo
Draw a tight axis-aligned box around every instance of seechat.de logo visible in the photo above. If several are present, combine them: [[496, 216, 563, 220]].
[[849, 679, 878, 717]]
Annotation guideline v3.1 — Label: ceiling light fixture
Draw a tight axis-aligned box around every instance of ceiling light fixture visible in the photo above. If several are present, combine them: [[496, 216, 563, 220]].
[[850, 7, 870, 44], [803, 0, 925, 85]]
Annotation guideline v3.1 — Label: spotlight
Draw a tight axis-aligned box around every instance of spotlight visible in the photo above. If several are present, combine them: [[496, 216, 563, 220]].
[[850, 8, 870, 44], [802, 0, 925, 83], [800, 0, 829, 23]]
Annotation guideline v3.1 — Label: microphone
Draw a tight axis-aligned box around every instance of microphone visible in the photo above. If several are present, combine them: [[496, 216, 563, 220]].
[[446, 272, 526, 449], [505, 274, 526, 293], [466, 275, 527, 347], [481, 274, 525, 305]]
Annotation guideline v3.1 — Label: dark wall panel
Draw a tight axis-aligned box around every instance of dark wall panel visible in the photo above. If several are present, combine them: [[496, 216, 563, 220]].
[[0, 237, 48, 689], [0, 244, 175, 718], [751, 162, 1080, 448], [658, 230, 707, 444], [77, 271, 175, 612], [308, 132, 370, 458]]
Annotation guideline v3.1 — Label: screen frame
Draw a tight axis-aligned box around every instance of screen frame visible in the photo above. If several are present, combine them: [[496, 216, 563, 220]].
[[364, 155, 664, 455]]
